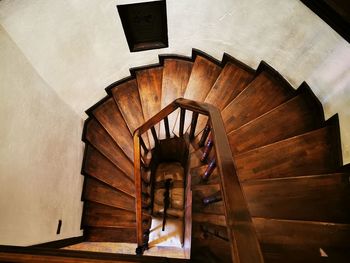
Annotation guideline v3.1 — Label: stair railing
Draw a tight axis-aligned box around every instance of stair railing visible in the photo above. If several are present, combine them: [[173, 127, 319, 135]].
[[133, 98, 264, 262]]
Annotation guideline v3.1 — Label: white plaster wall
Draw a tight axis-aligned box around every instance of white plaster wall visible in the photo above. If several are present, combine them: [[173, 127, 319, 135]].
[[0, 25, 83, 245], [0, 0, 349, 244]]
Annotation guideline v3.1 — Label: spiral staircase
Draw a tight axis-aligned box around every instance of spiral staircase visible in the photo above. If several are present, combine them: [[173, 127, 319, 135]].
[[75, 49, 350, 262], [2, 49, 348, 262]]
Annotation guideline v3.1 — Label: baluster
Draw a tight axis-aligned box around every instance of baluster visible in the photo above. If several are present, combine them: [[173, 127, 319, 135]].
[[201, 135, 214, 162], [203, 158, 216, 181], [139, 136, 148, 154], [150, 126, 159, 147], [189, 112, 199, 140], [199, 122, 211, 147], [164, 116, 171, 139], [142, 217, 152, 230], [203, 191, 222, 205], [142, 229, 150, 249], [179, 108, 186, 137]]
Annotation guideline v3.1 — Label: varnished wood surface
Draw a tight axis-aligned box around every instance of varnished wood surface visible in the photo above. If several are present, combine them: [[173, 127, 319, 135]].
[[161, 59, 193, 138], [190, 165, 220, 186], [192, 213, 226, 227], [136, 67, 163, 140], [85, 227, 137, 243], [209, 106, 265, 263], [195, 62, 254, 134], [0, 246, 189, 263], [183, 56, 222, 103], [192, 184, 225, 215], [253, 218, 350, 262], [235, 126, 341, 181], [83, 145, 135, 196], [84, 118, 134, 178], [228, 94, 324, 155], [83, 201, 137, 228], [175, 55, 221, 135], [161, 59, 193, 108], [111, 79, 150, 149], [92, 97, 134, 161], [221, 70, 295, 133], [83, 177, 135, 212], [191, 226, 232, 263], [243, 173, 350, 223]]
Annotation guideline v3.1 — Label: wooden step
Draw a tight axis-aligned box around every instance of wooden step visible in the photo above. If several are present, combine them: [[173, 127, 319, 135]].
[[83, 145, 134, 196], [136, 66, 163, 144], [161, 58, 193, 138], [91, 97, 134, 161], [85, 226, 137, 243], [111, 78, 150, 149], [83, 177, 135, 212], [221, 69, 295, 133], [192, 184, 225, 215], [228, 91, 325, 155], [82, 201, 136, 228], [191, 223, 231, 263], [243, 173, 350, 223], [192, 222, 228, 241], [83, 118, 134, 177], [174, 55, 221, 135], [195, 61, 255, 135], [192, 213, 226, 227], [189, 148, 204, 169], [190, 165, 220, 186], [253, 217, 350, 262], [235, 125, 342, 181]]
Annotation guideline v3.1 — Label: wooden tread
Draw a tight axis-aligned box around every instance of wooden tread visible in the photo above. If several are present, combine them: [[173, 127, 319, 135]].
[[85, 226, 137, 243], [83, 145, 134, 196], [161, 59, 193, 138], [174, 55, 221, 135], [82, 201, 136, 228], [253, 217, 350, 262], [83, 177, 135, 212], [190, 165, 220, 186], [228, 93, 325, 155], [192, 184, 224, 215], [92, 97, 134, 161], [84, 118, 134, 178], [192, 213, 226, 227], [111, 79, 150, 149], [221, 70, 295, 133], [243, 173, 350, 223], [195, 61, 255, 134], [235, 126, 342, 181]]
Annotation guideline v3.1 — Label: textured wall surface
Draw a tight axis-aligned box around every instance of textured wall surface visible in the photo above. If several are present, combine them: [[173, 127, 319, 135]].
[[0, 25, 83, 245], [0, 0, 349, 244]]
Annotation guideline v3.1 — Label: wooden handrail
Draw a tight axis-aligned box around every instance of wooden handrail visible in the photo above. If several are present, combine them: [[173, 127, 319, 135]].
[[133, 98, 264, 262]]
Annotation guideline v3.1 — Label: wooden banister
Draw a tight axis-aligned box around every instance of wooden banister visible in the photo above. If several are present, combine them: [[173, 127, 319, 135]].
[[133, 98, 264, 262]]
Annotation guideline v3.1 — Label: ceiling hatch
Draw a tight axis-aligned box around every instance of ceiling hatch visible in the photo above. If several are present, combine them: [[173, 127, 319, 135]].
[[117, 0, 168, 52]]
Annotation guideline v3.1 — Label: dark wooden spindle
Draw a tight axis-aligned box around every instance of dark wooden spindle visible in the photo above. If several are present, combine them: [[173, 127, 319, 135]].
[[164, 116, 171, 139], [199, 122, 211, 147], [150, 126, 159, 146], [201, 136, 214, 162], [179, 108, 186, 137], [189, 112, 199, 140], [203, 191, 222, 205], [139, 136, 148, 153], [202, 158, 216, 181]]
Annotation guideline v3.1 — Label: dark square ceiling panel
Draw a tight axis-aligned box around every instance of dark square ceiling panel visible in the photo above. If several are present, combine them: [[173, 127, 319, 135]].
[[117, 0, 168, 52]]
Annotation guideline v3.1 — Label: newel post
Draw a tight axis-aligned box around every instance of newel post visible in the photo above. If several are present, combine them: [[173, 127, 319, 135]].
[[134, 132, 144, 255]]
